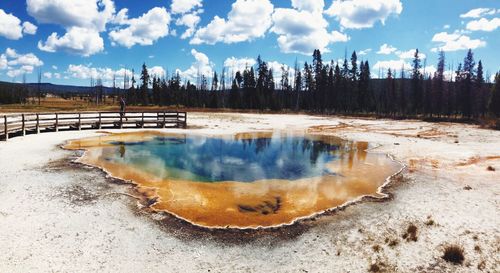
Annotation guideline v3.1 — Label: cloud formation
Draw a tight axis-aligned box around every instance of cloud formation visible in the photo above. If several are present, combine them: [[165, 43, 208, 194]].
[[431, 32, 486, 52], [191, 0, 274, 45], [171, 0, 202, 14], [0, 9, 37, 40], [109, 7, 171, 48], [326, 0, 403, 29], [460, 8, 496, 19], [377, 44, 397, 55], [176, 49, 214, 82], [271, 1, 348, 55], [28, 0, 115, 56], [466, 17, 500, 32], [0, 48, 43, 78]]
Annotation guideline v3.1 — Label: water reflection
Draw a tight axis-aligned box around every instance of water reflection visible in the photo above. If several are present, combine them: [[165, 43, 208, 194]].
[[106, 134, 345, 182], [65, 131, 401, 229]]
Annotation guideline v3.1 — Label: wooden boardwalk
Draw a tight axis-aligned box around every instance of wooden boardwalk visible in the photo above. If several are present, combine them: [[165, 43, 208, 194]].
[[1, 111, 187, 141]]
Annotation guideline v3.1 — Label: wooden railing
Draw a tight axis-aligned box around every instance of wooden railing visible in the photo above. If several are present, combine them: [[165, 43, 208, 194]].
[[1, 111, 187, 141]]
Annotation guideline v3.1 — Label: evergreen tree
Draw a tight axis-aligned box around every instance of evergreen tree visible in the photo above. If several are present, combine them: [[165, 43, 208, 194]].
[[488, 72, 500, 117], [293, 60, 302, 111], [128, 69, 137, 105], [411, 49, 422, 114], [475, 60, 486, 117], [461, 49, 475, 117], [433, 50, 445, 116], [140, 63, 149, 105], [152, 76, 161, 105]]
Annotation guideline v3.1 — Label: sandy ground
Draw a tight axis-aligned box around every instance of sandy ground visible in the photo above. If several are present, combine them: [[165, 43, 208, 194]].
[[0, 112, 499, 273]]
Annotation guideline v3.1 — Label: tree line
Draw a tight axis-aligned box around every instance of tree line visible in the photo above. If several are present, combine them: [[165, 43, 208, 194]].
[[121, 48, 499, 120], [1, 48, 500, 120]]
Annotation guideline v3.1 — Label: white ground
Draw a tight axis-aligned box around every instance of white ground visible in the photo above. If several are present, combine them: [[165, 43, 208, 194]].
[[0, 113, 499, 273]]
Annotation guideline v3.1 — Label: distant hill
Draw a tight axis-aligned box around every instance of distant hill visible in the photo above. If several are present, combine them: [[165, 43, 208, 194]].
[[0, 81, 116, 95]]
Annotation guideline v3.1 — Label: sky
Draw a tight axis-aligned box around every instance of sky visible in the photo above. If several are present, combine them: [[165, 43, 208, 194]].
[[0, 0, 499, 87]]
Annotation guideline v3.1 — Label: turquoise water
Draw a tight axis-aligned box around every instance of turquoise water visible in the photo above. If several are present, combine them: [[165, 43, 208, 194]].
[[105, 134, 344, 182]]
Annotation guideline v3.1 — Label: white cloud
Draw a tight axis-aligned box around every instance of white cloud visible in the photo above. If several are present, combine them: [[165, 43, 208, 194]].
[[358, 48, 372, 55], [27, 0, 115, 56], [460, 8, 496, 19], [271, 4, 349, 55], [0, 54, 8, 70], [43, 72, 52, 79], [373, 59, 410, 75], [52, 65, 58, 70], [443, 24, 450, 29], [109, 7, 171, 48], [326, 0, 403, 29], [1, 48, 43, 78], [0, 9, 22, 39], [5, 48, 18, 58], [27, 0, 115, 31], [191, 0, 274, 45], [171, 0, 202, 14], [466, 17, 500, 32], [38, 27, 104, 57], [7, 68, 32, 78], [397, 49, 426, 59], [22, 21, 38, 35], [66, 64, 136, 86], [176, 49, 213, 82], [377, 44, 397, 55], [176, 11, 202, 39], [224, 57, 256, 73], [0, 9, 37, 40], [431, 31, 486, 52], [148, 66, 166, 78], [267, 61, 295, 80], [291, 0, 324, 13], [331, 30, 350, 42]]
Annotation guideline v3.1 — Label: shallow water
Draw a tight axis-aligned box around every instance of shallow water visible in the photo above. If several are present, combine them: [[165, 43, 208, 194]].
[[66, 131, 401, 229]]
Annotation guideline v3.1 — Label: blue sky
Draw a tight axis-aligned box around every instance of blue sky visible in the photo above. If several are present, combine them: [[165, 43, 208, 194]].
[[0, 0, 499, 87]]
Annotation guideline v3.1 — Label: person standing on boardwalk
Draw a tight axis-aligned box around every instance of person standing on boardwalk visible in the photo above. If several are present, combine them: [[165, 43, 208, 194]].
[[119, 97, 128, 121]]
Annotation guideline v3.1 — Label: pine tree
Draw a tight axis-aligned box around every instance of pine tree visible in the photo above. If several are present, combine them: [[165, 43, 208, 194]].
[[433, 50, 445, 116], [475, 60, 486, 117], [293, 60, 302, 111], [461, 49, 475, 118], [488, 72, 500, 117], [140, 63, 149, 105], [411, 49, 422, 114]]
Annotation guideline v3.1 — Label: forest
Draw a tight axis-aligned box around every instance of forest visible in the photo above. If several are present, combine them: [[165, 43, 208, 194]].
[[1, 48, 500, 120]]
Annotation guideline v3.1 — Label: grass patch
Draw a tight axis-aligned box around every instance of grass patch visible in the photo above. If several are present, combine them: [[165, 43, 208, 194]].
[[402, 224, 418, 242], [368, 261, 387, 273], [425, 216, 435, 226], [477, 260, 486, 270], [385, 237, 399, 247], [474, 245, 481, 253], [442, 245, 465, 265]]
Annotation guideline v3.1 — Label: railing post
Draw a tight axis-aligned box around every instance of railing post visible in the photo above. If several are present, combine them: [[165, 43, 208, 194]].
[[55, 113, 59, 132], [98, 112, 102, 129], [184, 112, 187, 128], [120, 112, 123, 129], [78, 113, 81, 130], [22, 114, 25, 136], [36, 114, 40, 134], [4, 115, 8, 141], [163, 111, 166, 128], [141, 112, 145, 128]]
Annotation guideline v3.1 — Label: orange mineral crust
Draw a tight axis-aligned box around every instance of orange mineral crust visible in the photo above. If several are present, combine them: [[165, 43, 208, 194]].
[[65, 131, 402, 229]]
